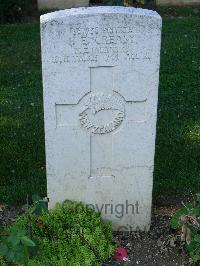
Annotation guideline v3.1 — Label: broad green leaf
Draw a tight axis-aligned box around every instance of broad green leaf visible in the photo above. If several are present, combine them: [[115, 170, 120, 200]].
[[0, 243, 8, 256], [14, 251, 27, 264], [191, 254, 200, 262], [192, 204, 200, 216], [21, 236, 36, 247], [7, 235, 20, 246], [170, 203, 193, 229], [10, 226, 26, 237], [6, 250, 15, 262]]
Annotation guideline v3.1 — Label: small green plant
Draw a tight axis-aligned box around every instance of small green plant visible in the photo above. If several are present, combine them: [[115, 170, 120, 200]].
[[25, 200, 115, 265], [0, 194, 48, 264], [0, 224, 36, 264], [1, 199, 115, 265], [171, 193, 200, 262]]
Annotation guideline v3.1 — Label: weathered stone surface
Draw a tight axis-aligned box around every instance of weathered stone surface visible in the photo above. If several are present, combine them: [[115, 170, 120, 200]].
[[41, 6, 162, 231], [38, 0, 89, 11]]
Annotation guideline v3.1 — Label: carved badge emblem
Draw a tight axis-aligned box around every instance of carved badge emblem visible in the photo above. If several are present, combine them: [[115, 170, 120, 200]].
[[79, 92, 125, 134]]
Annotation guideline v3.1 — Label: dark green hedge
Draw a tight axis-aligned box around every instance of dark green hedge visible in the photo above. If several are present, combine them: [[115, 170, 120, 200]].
[[0, 0, 35, 24]]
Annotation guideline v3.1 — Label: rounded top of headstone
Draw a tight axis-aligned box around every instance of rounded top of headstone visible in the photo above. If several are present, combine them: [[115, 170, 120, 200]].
[[40, 6, 161, 24]]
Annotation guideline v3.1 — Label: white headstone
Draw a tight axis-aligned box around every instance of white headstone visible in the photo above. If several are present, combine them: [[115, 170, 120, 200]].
[[41, 7, 162, 231]]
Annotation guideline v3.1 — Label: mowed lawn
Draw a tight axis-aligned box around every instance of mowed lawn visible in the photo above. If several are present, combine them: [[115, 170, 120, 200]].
[[0, 17, 200, 204]]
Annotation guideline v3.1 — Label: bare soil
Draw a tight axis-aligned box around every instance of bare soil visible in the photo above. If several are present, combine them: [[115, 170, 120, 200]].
[[114, 206, 192, 266]]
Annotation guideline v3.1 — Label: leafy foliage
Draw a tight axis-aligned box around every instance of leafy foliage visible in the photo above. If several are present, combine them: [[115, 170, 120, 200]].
[[170, 194, 200, 262], [186, 234, 200, 262], [2, 200, 115, 265], [170, 203, 193, 230], [0, 194, 47, 264], [0, 224, 36, 264]]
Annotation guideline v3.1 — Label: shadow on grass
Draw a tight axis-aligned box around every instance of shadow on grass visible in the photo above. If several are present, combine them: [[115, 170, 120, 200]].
[[0, 24, 46, 204]]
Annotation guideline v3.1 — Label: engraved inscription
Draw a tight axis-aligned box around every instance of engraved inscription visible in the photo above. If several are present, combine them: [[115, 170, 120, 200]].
[[70, 25, 135, 47], [79, 92, 125, 134], [68, 23, 151, 63], [79, 110, 124, 134], [50, 23, 152, 64]]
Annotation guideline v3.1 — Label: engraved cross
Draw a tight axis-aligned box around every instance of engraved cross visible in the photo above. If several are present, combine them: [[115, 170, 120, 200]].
[[56, 66, 146, 179]]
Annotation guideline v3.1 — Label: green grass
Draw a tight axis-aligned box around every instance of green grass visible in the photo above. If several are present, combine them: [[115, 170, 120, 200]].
[[0, 18, 200, 204], [0, 24, 46, 203], [154, 18, 200, 202]]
